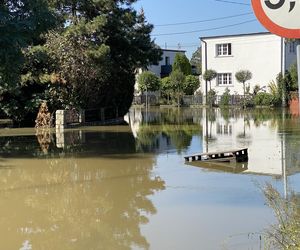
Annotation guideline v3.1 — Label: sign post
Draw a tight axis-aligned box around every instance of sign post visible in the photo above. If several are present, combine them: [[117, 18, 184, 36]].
[[252, 0, 300, 108], [297, 44, 300, 111]]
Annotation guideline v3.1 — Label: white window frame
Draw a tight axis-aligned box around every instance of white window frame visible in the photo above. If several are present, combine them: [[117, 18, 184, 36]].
[[216, 43, 232, 56], [217, 73, 233, 86]]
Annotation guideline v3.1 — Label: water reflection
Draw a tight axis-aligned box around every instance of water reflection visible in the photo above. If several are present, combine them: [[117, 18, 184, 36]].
[[127, 107, 300, 177], [0, 128, 165, 250], [1, 107, 300, 249], [126, 108, 202, 154]]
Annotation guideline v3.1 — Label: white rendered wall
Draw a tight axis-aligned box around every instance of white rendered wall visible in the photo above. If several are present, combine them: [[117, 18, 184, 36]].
[[148, 50, 186, 77], [201, 34, 283, 96]]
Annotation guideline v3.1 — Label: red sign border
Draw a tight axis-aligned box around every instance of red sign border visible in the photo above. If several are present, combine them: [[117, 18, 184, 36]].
[[252, 0, 300, 38]]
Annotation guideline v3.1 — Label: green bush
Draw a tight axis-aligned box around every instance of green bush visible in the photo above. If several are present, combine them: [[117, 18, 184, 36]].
[[207, 89, 217, 107], [254, 92, 274, 106], [220, 88, 231, 106]]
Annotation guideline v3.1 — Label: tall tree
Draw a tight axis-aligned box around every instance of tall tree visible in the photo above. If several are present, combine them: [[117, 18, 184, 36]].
[[0, 1, 162, 124], [45, 3, 162, 115], [170, 70, 185, 107], [190, 47, 202, 75], [173, 53, 192, 76], [0, 0, 57, 122]]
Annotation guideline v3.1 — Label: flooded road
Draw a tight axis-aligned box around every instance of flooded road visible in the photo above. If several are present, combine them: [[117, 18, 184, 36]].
[[0, 107, 300, 249]]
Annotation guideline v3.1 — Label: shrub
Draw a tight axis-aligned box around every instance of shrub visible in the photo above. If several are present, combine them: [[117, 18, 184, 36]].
[[220, 88, 231, 106], [207, 89, 217, 107], [254, 92, 274, 106]]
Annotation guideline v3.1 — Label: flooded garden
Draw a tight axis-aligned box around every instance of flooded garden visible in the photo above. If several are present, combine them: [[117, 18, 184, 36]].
[[0, 107, 300, 249]]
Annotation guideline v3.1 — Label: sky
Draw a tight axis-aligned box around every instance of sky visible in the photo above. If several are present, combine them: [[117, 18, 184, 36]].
[[133, 0, 267, 59]]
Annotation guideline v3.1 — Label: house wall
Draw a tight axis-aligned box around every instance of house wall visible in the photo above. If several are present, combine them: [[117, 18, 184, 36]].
[[201, 33, 286, 97], [148, 49, 186, 77]]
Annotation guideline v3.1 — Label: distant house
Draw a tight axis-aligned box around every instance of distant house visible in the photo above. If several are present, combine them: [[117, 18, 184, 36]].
[[147, 48, 187, 78], [200, 32, 298, 99], [135, 48, 187, 95]]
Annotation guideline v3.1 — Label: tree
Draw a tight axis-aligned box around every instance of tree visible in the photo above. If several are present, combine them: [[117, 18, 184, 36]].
[[235, 69, 252, 107], [170, 70, 185, 107], [0, 0, 57, 87], [45, 4, 162, 116], [0, 1, 162, 124], [137, 71, 160, 92], [190, 47, 202, 75], [0, 0, 57, 123], [203, 69, 217, 91], [173, 53, 192, 75], [161, 76, 172, 104], [184, 75, 200, 95]]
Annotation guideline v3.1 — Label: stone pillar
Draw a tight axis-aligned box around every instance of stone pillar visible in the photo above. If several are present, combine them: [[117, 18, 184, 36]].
[[56, 110, 66, 148]]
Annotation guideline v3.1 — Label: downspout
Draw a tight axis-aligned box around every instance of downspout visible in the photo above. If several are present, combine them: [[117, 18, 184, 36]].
[[200, 38, 208, 105]]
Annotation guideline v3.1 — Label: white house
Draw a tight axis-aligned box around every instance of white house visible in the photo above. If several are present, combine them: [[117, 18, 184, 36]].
[[148, 48, 186, 78], [135, 48, 186, 95], [200, 32, 298, 98]]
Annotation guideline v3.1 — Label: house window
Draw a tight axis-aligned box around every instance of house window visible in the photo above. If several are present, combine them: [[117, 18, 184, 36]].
[[217, 73, 232, 86], [165, 56, 170, 65], [216, 43, 232, 56]]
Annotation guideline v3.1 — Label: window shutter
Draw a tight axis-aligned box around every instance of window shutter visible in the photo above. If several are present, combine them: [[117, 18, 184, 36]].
[[228, 43, 232, 55]]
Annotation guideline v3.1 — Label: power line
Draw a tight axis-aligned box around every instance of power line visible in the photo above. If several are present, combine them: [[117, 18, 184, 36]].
[[152, 19, 257, 37], [155, 12, 253, 27], [214, 0, 250, 6]]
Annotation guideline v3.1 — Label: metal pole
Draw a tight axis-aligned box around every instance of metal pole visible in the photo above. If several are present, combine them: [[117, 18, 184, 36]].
[[281, 38, 286, 107], [297, 44, 300, 112], [200, 38, 208, 105]]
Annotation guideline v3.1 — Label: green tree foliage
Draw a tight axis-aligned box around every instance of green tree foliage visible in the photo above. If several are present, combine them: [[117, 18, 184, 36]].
[[0, 0, 57, 87], [207, 89, 216, 107], [0, 1, 162, 124], [173, 53, 192, 76], [235, 70, 252, 95], [160, 76, 172, 104], [235, 69, 252, 107], [137, 71, 160, 92], [190, 47, 201, 75], [170, 70, 185, 107], [288, 63, 298, 91], [254, 92, 274, 106], [184, 75, 200, 95], [220, 88, 231, 106], [203, 69, 217, 90], [0, 0, 57, 123]]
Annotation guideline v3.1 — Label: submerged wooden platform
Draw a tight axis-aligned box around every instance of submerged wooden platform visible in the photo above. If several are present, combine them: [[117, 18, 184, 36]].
[[186, 160, 248, 174], [184, 148, 248, 163]]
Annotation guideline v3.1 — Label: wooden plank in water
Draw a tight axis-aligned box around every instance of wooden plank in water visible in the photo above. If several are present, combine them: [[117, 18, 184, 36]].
[[184, 148, 248, 163]]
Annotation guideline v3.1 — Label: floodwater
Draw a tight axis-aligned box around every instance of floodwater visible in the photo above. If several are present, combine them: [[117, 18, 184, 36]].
[[0, 107, 300, 250]]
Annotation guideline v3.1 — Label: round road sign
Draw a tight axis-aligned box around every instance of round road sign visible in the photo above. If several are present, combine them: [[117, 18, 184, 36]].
[[252, 0, 300, 38]]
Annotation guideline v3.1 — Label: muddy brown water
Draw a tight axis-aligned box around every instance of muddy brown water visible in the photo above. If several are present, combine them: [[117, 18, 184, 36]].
[[0, 107, 299, 250]]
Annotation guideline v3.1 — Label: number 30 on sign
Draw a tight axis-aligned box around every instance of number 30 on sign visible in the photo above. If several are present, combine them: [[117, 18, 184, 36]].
[[252, 0, 300, 38]]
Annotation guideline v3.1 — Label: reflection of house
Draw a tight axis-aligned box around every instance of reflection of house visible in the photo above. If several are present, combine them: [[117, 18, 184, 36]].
[[200, 32, 298, 98], [202, 109, 300, 177]]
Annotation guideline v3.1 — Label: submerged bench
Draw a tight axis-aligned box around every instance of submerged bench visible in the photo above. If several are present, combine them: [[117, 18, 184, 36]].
[[184, 148, 248, 163]]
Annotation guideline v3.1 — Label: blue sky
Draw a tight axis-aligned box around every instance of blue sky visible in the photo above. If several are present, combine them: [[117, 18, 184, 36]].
[[134, 0, 267, 58]]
